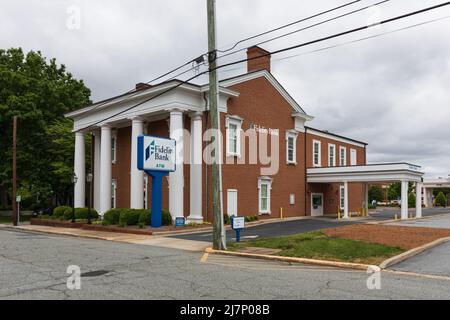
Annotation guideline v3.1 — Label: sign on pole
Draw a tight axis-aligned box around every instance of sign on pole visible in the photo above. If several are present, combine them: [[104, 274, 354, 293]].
[[137, 135, 176, 228], [230, 216, 245, 242]]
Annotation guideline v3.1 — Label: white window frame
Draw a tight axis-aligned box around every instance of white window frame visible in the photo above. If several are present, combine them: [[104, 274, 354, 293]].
[[225, 115, 243, 157], [143, 176, 148, 209], [111, 179, 117, 209], [111, 130, 117, 164], [339, 185, 345, 210], [313, 140, 321, 167], [286, 130, 298, 165], [328, 143, 336, 167], [339, 146, 347, 166], [258, 177, 272, 215], [350, 148, 357, 166]]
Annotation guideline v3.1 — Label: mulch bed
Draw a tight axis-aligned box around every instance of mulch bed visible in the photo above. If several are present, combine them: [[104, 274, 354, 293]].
[[30, 218, 212, 236], [323, 224, 450, 250]]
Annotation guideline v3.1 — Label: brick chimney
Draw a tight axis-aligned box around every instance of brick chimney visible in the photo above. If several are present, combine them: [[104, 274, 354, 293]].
[[135, 82, 152, 91], [247, 46, 271, 73]]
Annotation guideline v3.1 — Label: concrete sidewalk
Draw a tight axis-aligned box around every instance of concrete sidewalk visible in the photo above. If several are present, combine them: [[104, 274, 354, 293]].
[[0, 224, 210, 252]]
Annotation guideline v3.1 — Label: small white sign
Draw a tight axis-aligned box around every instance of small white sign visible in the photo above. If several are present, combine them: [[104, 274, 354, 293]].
[[16, 195, 21, 203], [138, 136, 176, 172], [232, 217, 245, 230]]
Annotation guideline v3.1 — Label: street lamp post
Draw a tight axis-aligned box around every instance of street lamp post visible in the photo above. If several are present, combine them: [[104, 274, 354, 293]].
[[86, 173, 93, 225], [71, 173, 78, 223]]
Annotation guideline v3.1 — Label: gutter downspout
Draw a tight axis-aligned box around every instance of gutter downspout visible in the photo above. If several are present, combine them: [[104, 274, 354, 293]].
[[304, 127, 308, 216]]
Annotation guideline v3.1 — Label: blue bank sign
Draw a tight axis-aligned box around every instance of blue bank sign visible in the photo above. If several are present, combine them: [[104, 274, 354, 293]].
[[137, 135, 176, 228], [138, 136, 176, 172]]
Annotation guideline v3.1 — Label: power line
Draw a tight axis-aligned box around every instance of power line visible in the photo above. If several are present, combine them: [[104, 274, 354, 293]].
[[215, 1, 450, 72], [217, 0, 362, 53], [217, 0, 391, 61], [217, 14, 450, 76], [79, 1, 372, 116], [78, 1, 450, 132]]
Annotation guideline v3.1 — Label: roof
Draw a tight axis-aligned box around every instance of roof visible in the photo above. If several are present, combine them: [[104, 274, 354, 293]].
[[305, 126, 368, 146]]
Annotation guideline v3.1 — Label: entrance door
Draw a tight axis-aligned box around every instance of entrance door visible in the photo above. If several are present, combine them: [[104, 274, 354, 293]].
[[227, 189, 238, 217], [311, 193, 324, 216]]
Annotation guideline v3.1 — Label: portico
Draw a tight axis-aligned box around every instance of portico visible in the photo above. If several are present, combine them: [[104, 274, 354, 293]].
[[307, 163, 425, 220], [422, 177, 450, 208], [66, 81, 239, 221]]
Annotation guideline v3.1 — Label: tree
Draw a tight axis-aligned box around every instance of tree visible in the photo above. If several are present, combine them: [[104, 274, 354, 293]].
[[368, 186, 383, 203], [0, 48, 91, 208], [435, 192, 447, 207], [408, 192, 416, 208], [387, 182, 414, 201]]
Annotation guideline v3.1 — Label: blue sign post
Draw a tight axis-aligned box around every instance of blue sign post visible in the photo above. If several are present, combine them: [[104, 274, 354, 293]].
[[230, 216, 245, 242], [137, 135, 176, 228]]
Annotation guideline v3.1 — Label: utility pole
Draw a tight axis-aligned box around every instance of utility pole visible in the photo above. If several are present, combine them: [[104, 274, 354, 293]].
[[12, 116, 17, 226], [207, 0, 226, 250]]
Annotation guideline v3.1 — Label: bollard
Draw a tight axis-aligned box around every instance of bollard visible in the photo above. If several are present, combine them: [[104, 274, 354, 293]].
[[395, 214, 398, 220], [280, 207, 283, 220]]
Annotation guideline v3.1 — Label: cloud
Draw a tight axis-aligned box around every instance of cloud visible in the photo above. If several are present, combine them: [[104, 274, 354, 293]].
[[1, 0, 449, 177]]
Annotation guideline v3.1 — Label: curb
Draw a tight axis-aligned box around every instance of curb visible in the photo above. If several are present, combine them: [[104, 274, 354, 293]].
[[204, 247, 374, 271], [379, 236, 450, 269]]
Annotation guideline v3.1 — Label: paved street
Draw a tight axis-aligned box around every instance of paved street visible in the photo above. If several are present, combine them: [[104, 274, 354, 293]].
[[1, 228, 450, 300], [392, 242, 450, 277], [170, 208, 450, 243]]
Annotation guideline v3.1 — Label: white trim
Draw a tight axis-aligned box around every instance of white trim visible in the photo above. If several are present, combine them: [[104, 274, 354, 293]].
[[111, 179, 117, 209], [221, 70, 309, 115], [313, 139, 321, 167], [286, 130, 298, 165], [258, 177, 272, 215], [339, 146, 347, 167], [307, 128, 366, 148], [225, 115, 243, 157], [111, 130, 117, 164], [328, 143, 336, 167]]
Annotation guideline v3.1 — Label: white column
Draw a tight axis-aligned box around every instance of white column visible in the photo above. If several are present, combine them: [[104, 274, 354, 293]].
[[401, 180, 409, 220], [93, 130, 101, 212], [422, 187, 428, 208], [416, 182, 423, 218], [74, 131, 85, 208], [169, 110, 184, 220], [130, 118, 144, 209], [188, 112, 203, 223], [343, 181, 349, 219], [99, 125, 112, 216]]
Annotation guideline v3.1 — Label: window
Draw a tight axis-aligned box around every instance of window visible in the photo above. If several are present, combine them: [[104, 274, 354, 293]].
[[226, 116, 243, 157], [339, 146, 347, 166], [313, 140, 321, 167], [328, 144, 336, 167], [340, 186, 345, 210], [111, 180, 117, 209], [111, 130, 117, 164], [258, 177, 272, 215], [350, 148, 357, 166], [286, 131, 298, 164], [143, 176, 148, 209]]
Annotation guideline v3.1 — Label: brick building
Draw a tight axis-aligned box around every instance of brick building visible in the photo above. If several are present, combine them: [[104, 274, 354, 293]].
[[66, 46, 424, 223]]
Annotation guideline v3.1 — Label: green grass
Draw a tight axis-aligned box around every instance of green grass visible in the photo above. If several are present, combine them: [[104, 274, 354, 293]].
[[228, 231, 404, 265], [0, 215, 31, 224]]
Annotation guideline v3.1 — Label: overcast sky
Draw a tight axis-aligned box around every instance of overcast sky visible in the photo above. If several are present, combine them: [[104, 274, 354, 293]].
[[1, 0, 450, 177]]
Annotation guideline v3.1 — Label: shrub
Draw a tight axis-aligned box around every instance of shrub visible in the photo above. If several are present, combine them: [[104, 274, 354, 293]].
[[53, 206, 71, 219], [162, 209, 172, 226], [368, 204, 376, 210], [435, 192, 447, 207], [138, 210, 151, 226], [244, 215, 259, 222], [61, 207, 99, 221], [118, 209, 143, 227], [103, 209, 123, 226]]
